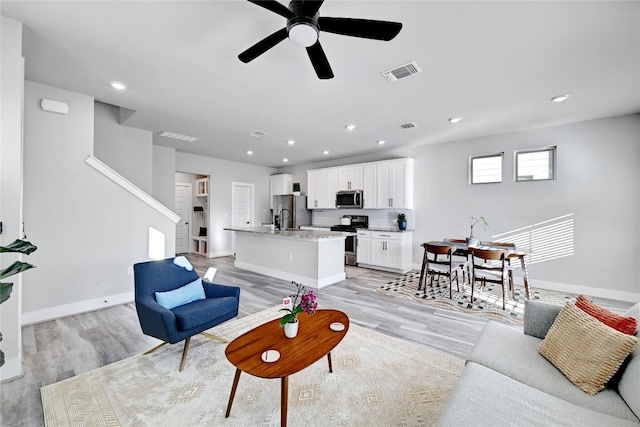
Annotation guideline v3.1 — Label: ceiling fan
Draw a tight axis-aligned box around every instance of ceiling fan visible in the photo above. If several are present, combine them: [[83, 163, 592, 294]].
[[238, 0, 403, 79]]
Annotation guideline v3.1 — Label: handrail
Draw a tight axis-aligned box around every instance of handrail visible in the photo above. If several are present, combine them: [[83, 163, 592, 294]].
[[85, 155, 180, 224]]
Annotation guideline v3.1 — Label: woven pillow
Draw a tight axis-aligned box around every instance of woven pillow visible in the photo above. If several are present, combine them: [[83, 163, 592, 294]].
[[575, 295, 638, 335], [538, 303, 639, 395]]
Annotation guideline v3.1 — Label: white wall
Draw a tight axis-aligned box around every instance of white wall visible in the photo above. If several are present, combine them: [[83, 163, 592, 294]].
[[0, 15, 25, 381], [21, 81, 177, 324], [153, 145, 176, 208], [413, 114, 639, 299], [94, 101, 153, 193], [176, 152, 276, 257]]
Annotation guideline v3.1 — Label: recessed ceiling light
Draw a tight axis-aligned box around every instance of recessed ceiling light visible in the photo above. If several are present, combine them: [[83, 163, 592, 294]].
[[109, 81, 127, 90], [246, 150, 253, 155], [377, 140, 386, 145], [322, 150, 330, 155], [287, 140, 295, 145], [345, 124, 357, 131], [551, 94, 570, 103], [282, 158, 289, 163], [448, 117, 463, 123]]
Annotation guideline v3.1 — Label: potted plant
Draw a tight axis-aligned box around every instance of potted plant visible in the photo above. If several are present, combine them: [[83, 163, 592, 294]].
[[0, 239, 37, 366], [468, 216, 488, 246], [279, 281, 317, 338], [397, 213, 407, 231]]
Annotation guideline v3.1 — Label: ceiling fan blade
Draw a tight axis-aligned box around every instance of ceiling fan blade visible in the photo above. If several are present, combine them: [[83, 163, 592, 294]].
[[306, 41, 334, 79], [238, 27, 288, 63], [319, 17, 402, 41], [300, 0, 324, 17], [247, 0, 294, 19]]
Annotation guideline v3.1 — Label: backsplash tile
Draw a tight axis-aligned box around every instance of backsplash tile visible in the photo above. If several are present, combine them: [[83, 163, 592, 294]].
[[312, 209, 414, 229]]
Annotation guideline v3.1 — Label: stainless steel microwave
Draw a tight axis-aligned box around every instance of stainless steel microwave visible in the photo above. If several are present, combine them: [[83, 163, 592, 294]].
[[336, 190, 364, 208]]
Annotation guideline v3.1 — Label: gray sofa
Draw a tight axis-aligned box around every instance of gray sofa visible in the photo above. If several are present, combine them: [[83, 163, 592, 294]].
[[439, 300, 640, 427]]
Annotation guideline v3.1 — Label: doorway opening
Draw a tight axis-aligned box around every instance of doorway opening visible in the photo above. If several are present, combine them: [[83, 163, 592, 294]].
[[175, 172, 209, 256]]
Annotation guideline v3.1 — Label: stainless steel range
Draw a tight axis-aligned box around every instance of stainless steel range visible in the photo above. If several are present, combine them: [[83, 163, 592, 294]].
[[330, 215, 368, 266]]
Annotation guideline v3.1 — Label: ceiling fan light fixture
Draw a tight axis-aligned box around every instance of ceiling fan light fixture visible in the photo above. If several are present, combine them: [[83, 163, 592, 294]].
[[288, 23, 318, 47]]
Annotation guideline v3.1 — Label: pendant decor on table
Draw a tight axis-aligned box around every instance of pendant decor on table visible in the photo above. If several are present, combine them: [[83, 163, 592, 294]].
[[284, 320, 299, 338], [279, 281, 317, 338]]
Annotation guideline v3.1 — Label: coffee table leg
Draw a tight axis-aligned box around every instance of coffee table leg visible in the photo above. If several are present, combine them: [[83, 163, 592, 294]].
[[225, 368, 242, 418], [281, 376, 289, 427], [327, 352, 333, 373]]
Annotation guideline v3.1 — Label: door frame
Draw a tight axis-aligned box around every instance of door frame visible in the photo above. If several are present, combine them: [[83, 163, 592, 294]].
[[231, 182, 255, 252], [175, 182, 192, 254]]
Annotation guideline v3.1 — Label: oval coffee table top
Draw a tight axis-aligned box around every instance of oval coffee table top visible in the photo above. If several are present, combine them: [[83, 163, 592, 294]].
[[225, 309, 349, 379]]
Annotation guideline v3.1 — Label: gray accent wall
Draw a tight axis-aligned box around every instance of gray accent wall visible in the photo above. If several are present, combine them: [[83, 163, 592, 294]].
[[22, 81, 176, 320], [94, 101, 153, 193]]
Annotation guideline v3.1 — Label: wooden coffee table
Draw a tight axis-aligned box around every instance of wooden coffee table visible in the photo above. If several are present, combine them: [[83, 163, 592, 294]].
[[224, 309, 349, 426]]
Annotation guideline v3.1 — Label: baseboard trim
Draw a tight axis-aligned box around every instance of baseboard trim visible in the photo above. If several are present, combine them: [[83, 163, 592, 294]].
[[409, 262, 639, 303], [21, 291, 135, 326], [208, 250, 234, 258]]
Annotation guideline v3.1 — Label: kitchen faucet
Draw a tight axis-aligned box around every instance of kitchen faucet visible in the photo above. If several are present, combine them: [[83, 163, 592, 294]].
[[278, 207, 292, 230]]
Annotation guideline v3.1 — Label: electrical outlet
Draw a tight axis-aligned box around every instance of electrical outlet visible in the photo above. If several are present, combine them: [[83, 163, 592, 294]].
[[127, 266, 134, 276]]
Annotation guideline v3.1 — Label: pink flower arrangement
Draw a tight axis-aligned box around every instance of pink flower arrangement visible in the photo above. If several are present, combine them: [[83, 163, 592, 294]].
[[279, 281, 317, 326]]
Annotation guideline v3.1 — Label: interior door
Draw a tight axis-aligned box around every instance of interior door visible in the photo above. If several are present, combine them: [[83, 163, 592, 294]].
[[231, 182, 254, 251], [175, 183, 192, 254]]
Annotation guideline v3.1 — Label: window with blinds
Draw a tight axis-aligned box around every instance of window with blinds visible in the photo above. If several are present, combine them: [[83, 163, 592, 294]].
[[470, 153, 503, 184], [516, 147, 556, 182]]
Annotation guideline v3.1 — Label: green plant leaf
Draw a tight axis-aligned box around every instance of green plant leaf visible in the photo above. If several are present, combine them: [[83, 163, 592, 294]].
[[0, 283, 13, 305], [0, 239, 37, 255], [0, 261, 35, 280]]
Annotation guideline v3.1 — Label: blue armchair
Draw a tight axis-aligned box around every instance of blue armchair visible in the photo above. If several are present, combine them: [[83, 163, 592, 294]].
[[134, 257, 240, 371]]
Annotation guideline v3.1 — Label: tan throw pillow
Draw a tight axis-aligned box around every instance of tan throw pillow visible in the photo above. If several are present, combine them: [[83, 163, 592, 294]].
[[538, 302, 639, 395]]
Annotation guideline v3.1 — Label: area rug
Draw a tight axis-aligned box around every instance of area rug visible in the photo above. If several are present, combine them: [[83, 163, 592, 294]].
[[41, 306, 464, 426], [376, 270, 577, 325]]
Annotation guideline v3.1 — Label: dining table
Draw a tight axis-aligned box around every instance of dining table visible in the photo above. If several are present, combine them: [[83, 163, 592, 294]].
[[431, 239, 533, 299]]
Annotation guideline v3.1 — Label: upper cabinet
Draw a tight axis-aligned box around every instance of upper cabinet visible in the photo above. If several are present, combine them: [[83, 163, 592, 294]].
[[336, 165, 363, 191], [307, 169, 337, 209], [307, 158, 413, 210], [375, 159, 414, 209], [269, 174, 292, 209], [196, 177, 208, 197]]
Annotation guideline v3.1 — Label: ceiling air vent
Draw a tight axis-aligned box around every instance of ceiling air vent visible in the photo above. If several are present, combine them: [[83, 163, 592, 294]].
[[159, 131, 199, 142], [399, 122, 417, 130], [248, 130, 266, 138], [381, 61, 421, 82]]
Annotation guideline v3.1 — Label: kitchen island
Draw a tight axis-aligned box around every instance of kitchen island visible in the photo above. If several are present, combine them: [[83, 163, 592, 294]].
[[223, 227, 352, 289]]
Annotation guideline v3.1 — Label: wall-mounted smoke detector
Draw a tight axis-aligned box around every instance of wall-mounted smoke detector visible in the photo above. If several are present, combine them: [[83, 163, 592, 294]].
[[159, 131, 199, 142], [381, 61, 422, 82], [248, 130, 266, 138], [399, 122, 417, 130]]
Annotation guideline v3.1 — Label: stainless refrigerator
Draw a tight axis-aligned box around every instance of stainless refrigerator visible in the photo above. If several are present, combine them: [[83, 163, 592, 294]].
[[273, 195, 311, 229]]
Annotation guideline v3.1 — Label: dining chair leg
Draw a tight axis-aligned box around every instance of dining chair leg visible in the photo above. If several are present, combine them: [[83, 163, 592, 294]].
[[502, 280, 506, 310], [418, 249, 428, 291]]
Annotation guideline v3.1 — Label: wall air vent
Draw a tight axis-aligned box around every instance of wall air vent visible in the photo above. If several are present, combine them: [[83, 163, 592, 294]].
[[159, 131, 199, 142], [399, 122, 417, 130], [248, 130, 266, 138], [381, 61, 422, 82]]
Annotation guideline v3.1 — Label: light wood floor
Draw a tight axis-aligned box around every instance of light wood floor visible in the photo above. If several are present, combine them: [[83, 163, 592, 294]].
[[0, 255, 633, 427]]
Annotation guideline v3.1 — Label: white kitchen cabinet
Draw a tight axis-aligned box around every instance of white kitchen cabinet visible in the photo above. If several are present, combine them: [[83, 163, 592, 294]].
[[362, 163, 377, 209], [375, 159, 414, 209], [356, 230, 371, 264], [337, 165, 363, 191], [269, 174, 292, 209], [307, 169, 337, 209], [361, 230, 413, 273], [196, 177, 208, 196]]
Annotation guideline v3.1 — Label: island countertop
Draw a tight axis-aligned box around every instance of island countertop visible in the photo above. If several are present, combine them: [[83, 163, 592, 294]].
[[223, 227, 353, 240]]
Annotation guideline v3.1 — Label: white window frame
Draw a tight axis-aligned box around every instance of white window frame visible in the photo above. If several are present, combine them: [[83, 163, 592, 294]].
[[469, 152, 503, 185], [515, 146, 557, 182]]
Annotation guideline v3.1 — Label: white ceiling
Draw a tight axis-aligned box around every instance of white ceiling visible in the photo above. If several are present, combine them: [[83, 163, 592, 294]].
[[2, 1, 639, 168]]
